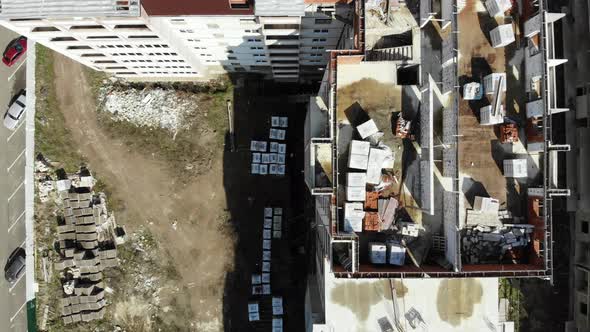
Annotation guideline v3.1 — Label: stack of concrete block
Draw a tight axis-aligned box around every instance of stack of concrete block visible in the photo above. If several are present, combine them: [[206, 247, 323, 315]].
[[253, 207, 283, 296], [461, 224, 534, 264], [348, 140, 370, 170], [369, 242, 387, 264], [248, 302, 260, 322], [54, 168, 122, 325], [346, 172, 367, 202], [251, 116, 288, 176], [344, 202, 364, 233]]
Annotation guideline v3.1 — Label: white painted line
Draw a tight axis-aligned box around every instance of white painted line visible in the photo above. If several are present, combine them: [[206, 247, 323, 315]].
[[7, 209, 25, 233], [6, 120, 25, 142], [8, 272, 24, 292], [6, 148, 25, 172], [9, 301, 26, 322], [7, 58, 26, 82], [7, 181, 24, 202]]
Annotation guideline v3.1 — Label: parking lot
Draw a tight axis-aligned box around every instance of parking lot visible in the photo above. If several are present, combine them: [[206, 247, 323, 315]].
[[0, 25, 29, 332]]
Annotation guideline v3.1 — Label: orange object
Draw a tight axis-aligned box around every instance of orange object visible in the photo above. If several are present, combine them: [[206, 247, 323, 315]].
[[500, 123, 519, 143], [363, 212, 381, 232], [365, 192, 379, 210]]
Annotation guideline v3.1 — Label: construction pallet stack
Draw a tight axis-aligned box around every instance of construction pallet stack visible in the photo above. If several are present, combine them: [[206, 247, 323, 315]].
[[251, 116, 288, 176], [52, 167, 126, 325], [249, 206, 285, 331]]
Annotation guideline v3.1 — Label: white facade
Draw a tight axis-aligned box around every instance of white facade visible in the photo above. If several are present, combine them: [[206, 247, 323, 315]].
[[0, 1, 351, 81], [0, 16, 201, 79]]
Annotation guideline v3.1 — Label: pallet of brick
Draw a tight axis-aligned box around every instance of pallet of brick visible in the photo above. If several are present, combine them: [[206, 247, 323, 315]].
[[365, 192, 379, 210], [363, 212, 381, 232]]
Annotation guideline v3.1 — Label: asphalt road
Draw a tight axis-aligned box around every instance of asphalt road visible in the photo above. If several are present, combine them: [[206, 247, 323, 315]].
[[0, 25, 28, 332]]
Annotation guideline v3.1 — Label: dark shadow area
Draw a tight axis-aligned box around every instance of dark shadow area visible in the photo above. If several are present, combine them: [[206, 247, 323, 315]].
[[461, 176, 490, 207], [489, 138, 507, 173], [222, 75, 314, 331], [373, 30, 413, 49], [401, 85, 420, 120], [343, 101, 370, 127], [476, 11, 499, 47], [401, 138, 418, 186]]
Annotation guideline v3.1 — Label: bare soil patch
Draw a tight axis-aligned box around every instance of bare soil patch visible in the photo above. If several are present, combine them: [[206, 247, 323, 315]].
[[44, 51, 236, 331]]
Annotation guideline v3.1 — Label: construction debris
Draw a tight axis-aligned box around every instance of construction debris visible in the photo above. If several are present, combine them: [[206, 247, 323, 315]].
[[394, 112, 411, 138], [102, 87, 199, 132], [461, 224, 533, 264]]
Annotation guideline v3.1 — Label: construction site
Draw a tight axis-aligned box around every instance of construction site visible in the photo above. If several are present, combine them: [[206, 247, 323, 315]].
[[305, 0, 569, 282]]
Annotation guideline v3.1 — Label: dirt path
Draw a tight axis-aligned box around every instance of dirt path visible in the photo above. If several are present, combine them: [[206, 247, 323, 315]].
[[52, 53, 234, 331]]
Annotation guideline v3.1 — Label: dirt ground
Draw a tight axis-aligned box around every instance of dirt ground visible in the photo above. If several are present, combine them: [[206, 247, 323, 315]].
[[457, 0, 515, 208], [51, 52, 235, 330], [41, 51, 311, 332]]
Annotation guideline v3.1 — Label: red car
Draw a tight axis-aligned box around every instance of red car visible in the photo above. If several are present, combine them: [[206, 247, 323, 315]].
[[2, 36, 27, 67]]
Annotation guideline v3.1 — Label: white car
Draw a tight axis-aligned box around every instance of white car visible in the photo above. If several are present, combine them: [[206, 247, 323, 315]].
[[3, 91, 26, 130]]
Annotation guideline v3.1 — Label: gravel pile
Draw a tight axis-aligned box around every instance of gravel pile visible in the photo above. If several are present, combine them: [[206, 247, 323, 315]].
[[102, 88, 199, 132]]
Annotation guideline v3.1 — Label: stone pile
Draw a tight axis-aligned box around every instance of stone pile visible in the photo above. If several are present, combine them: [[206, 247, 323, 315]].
[[103, 88, 199, 132], [462, 224, 533, 264]]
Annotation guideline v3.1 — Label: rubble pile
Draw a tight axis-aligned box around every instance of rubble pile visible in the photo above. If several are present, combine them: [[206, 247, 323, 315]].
[[462, 224, 533, 264], [102, 88, 199, 132]]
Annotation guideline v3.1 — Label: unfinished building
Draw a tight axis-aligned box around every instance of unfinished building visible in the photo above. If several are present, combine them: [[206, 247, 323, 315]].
[[304, 0, 569, 329]]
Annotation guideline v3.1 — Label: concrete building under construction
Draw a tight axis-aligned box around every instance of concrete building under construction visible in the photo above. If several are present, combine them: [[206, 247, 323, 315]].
[[303, 0, 569, 330]]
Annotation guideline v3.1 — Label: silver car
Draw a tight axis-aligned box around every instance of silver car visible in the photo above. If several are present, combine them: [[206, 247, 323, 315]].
[[3, 91, 26, 130], [4, 247, 25, 284]]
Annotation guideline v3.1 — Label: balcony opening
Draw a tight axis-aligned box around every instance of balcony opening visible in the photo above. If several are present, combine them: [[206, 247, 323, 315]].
[[32, 26, 60, 32]]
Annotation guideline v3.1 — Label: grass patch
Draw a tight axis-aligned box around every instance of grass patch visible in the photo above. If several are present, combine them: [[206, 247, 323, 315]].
[[202, 83, 233, 146], [499, 278, 527, 332], [82, 66, 107, 102], [35, 45, 85, 172]]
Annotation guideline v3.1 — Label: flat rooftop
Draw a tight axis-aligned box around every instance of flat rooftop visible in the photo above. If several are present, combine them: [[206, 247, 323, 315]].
[[323, 269, 502, 332], [141, 0, 254, 16]]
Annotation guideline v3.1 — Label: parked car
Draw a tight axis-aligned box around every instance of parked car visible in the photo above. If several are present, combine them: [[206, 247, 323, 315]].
[[3, 90, 26, 130], [2, 36, 27, 67], [4, 247, 25, 283]]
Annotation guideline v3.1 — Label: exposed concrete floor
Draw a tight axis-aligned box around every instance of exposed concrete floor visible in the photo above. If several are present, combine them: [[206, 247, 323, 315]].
[[457, 0, 529, 219]]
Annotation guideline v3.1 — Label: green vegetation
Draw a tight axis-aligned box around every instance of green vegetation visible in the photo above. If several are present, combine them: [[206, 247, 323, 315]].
[[499, 278, 527, 332], [35, 45, 84, 172]]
